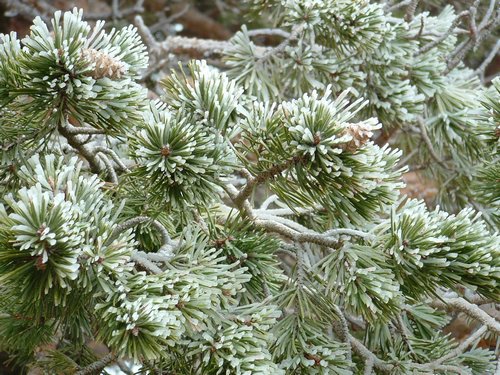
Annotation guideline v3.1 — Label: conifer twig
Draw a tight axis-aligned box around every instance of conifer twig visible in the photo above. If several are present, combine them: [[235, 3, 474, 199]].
[[430, 297, 500, 335], [132, 252, 163, 274], [233, 155, 306, 208], [258, 24, 304, 63], [58, 122, 103, 174], [93, 146, 130, 173], [134, 15, 159, 52], [75, 353, 117, 375], [475, 39, 500, 81], [363, 358, 374, 375], [478, 0, 497, 30], [109, 216, 172, 250], [97, 152, 118, 184], [417, 10, 473, 55], [348, 335, 394, 373], [396, 314, 415, 355], [386, 0, 412, 13], [404, 0, 419, 22], [332, 305, 352, 361], [157, 35, 269, 60], [412, 326, 487, 371], [247, 28, 291, 38], [445, 7, 500, 74], [60, 123, 106, 135], [254, 219, 343, 250], [416, 117, 448, 168]]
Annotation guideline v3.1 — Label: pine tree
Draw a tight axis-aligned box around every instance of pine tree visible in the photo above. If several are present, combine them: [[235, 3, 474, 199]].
[[0, 2, 498, 374]]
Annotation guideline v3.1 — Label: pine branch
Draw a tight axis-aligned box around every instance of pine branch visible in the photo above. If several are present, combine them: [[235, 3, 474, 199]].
[[254, 206, 316, 216], [445, 7, 500, 74], [332, 305, 352, 362], [404, 0, 419, 22], [247, 29, 291, 38], [97, 153, 118, 184], [58, 122, 103, 174], [258, 24, 304, 63], [59, 123, 106, 135], [75, 353, 117, 375], [93, 147, 130, 173], [475, 39, 500, 81], [1, 6, 498, 373], [430, 297, 500, 335], [156, 35, 268, 60], [109, 216, 173, 253], [413, 326, 487, 372], [363, 358, 374, 375], [233, 155, 307, 209], [395, 314, 415, 356], [416, 117, 448, 169], [348, 335, 394, 373], [417, 9, 475, 55], [254, 219, 343, 250], [386, 0, 412, 13], [131, 252, 163, 274]]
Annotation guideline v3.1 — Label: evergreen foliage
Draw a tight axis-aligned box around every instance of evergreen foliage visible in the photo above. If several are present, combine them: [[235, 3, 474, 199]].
[[0, 2, 498, 374]]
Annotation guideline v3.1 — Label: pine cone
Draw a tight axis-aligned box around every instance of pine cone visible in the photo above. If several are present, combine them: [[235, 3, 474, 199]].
[[82, 48, 126, 80], [340, 122, 374, 152]]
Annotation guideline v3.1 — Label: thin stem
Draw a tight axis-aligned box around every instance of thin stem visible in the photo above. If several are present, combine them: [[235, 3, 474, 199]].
[[412, 326, 487, 372], [233, 154, 306, 209], [349, 334, 394, 373], [254, 219, 343, 250], [108, 216, 172, 250], [58, 121, 103, 174], [258, 24, 304, 63], [417, 10, 471, 55], [445, 9, 500, 74], [61, 124, 106, 135], [475, 39, 500, 80], [157, 35, 268, 60], [416, 117, 448, 169], [112, 0, 121, 19], [257, 212, 312, 233], [260, 194, 279, 210], [478, 0, 497, 30], [75, 353, 117, 375], [386, 0, 412, 13], [396, 314, 415, 355], [430, 297, 500, 335], [97, 152, 118, 184], [323, 228, 374, 240], [247, 28, 291, 38], [134, 15, 159, 52], [332, 305, 352, 362], [404, 0, 419, 22], [363, 358, 374, 375], [93, 146, 130, 172], [131, 252, 163, 274]]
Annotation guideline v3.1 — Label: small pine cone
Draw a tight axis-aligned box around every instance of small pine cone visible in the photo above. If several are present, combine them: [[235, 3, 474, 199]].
[[82, 48, 126, 80], [340, 122, 374, 152]]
